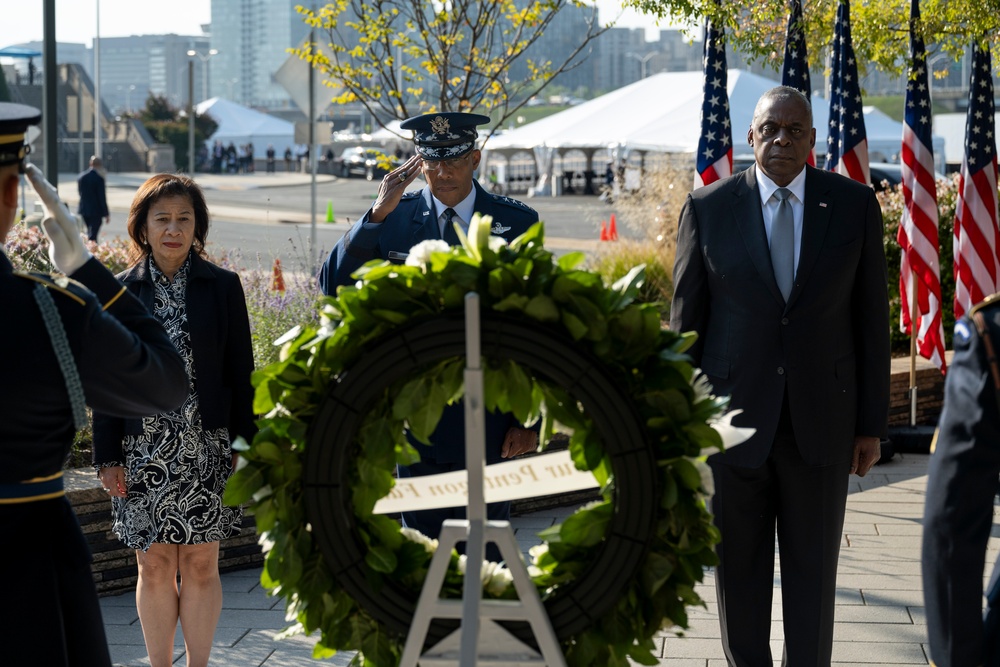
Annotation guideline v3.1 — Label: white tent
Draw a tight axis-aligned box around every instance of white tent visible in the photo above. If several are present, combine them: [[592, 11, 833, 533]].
[[934, 112, 1000, 166], [487, 69, 946, 192], [196, 97, 296, 159]]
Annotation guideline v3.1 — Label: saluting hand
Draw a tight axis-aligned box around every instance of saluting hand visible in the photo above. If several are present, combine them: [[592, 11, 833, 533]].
[[24, 164, 93, 275], [371, 154, 422, 223]]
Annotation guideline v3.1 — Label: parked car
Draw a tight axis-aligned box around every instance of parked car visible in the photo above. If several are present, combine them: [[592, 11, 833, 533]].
[[333, 146, 398, 180]]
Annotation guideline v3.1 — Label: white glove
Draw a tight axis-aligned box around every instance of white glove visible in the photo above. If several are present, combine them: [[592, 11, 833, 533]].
[[24, 164, 92, 275]]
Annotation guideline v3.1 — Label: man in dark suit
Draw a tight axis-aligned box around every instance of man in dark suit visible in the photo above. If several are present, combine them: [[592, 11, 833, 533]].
[[923, 295, 1000, 667], [77, 155, 109, 242], [670, 86, 890, 666], [319, 112, 539, 546]]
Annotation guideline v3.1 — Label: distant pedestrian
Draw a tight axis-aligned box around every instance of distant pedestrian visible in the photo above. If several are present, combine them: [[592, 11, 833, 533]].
[[283, 146, 293, 172], [77, 155, 109, 242], [266, 144, 276, 173], [247, 142, 255, 173], [212, 141, 223, 174]]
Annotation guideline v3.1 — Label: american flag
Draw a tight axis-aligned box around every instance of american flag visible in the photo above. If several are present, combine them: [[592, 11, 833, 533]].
[[897, 0, 946, 372], [694, 19, 732, 189], [824, 0, 869, 185], [781, 0, 816, 166], [953, 40, 1000, 319]]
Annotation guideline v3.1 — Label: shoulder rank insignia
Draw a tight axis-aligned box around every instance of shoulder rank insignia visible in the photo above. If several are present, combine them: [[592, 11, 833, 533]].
[[13, 271, 87, 306], [492, 194, 534, 212]]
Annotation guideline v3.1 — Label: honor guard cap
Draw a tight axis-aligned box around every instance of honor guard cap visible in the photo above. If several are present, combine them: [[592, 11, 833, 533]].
[[0, 103, 41, 168], [400, 112, 490, 160]]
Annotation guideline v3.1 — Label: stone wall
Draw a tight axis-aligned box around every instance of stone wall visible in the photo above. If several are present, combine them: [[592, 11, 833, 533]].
[[887, 352, 951, 427]]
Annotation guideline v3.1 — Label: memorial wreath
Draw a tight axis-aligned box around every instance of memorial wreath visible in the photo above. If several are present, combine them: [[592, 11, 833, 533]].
[[224, 215, 731, 666]]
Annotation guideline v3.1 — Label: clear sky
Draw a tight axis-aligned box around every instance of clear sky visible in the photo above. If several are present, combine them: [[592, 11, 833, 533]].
[[0, 0, 670, 50]]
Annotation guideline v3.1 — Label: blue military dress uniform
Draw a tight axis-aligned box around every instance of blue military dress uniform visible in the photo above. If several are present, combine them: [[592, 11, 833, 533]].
[[923, 294, 1000, 667], [319, 112, 539, 551], [319, 179, 537, 291]]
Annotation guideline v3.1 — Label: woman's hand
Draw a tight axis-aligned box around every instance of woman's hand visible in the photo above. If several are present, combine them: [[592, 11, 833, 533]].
[[98, 466, 127, 498]]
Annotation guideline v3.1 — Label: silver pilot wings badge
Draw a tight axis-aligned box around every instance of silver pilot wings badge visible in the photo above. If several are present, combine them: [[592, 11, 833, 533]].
[[491, 221, 511, 235]]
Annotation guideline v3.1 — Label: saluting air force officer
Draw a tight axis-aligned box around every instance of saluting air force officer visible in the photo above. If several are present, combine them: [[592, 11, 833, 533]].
[[0, 103, 188, 667], [923, 295, 1000, 667], [318, 112, 540, 548]]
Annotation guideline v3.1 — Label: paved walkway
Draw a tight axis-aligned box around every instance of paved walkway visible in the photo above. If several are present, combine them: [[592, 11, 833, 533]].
[[99, 452, 990, 666]]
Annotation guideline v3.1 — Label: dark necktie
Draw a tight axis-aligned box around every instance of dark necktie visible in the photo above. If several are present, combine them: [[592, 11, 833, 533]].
[[442, 207, 460, 245], [770, 187, 795, 301]]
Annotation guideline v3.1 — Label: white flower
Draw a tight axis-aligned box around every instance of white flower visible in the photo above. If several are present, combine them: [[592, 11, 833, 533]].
[[400, 527, 439, 555], [485, 566, 514, 596], [691, 371, 714, 403], [488, 235, 508, 253], [708, 409, 755, 452], [693, 458, 714, 499], [405, 239, 451, 269]]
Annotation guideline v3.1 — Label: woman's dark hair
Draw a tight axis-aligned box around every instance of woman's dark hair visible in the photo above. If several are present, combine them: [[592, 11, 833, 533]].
[[126, 173, 210, 263]]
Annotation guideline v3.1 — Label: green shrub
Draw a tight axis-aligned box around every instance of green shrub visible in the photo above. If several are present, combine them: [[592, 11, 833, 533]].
[[585, 158, 691, 318]]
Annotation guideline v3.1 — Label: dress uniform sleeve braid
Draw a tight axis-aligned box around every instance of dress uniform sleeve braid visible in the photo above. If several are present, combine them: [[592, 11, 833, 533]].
[[32, 283, 88, 430]]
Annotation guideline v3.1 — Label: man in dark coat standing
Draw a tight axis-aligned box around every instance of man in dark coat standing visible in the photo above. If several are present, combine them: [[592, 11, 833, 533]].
[[319, 112, 540, 548], [923, 295, 1000, 667], [670, 86, 890, 666], [77, 155, 109, 242]]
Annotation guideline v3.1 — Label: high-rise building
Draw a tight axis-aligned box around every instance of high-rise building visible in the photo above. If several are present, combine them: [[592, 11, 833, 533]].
[[100, 34, 212, 114], [209, 0, 310, 109]]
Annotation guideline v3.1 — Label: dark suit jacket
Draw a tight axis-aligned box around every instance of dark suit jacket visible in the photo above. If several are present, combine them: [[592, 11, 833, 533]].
[[92, 253, 256, 464], [670, 165, 890, 468], [319, 180, 538, 293], [319, 180, 539, 463], [77, 168, 109, 219], [923, 298, 1000, 667]]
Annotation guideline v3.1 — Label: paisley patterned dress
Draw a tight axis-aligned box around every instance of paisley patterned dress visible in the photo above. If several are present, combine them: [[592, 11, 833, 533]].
[[109, 259, 242, 551]]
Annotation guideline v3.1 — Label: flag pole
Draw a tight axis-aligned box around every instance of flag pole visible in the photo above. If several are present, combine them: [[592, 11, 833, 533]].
[[908, 271, 918, 426]]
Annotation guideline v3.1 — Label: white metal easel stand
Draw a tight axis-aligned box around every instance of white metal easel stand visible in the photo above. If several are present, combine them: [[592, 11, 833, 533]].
[[398, 293, 566, 667]]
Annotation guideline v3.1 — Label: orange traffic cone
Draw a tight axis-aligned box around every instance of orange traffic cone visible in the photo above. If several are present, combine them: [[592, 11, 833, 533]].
[[272, 258, 286, 292], [600, 220, 609, 241], [609, 213, 619, 241]]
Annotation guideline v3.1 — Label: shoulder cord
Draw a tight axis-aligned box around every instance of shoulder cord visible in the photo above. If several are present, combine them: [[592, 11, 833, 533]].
[[32, 283, 88, 430]]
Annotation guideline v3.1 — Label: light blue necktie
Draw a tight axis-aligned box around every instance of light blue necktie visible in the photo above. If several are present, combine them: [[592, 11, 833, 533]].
[[442, 208, 460, 245], [770, 187, 794, 301]]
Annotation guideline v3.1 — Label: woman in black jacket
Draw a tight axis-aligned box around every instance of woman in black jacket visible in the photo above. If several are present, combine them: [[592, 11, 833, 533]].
[[92, 173, 255, 667]]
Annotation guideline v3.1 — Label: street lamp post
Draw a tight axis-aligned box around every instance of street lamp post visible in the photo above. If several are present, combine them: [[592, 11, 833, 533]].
[[186, 48, 219, 101], [188, 60, 195, 174], [626, 52, 657, 79]]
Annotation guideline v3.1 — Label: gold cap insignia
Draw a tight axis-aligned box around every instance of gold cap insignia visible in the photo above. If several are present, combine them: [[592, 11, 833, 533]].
[[430, 116, 450, 135]]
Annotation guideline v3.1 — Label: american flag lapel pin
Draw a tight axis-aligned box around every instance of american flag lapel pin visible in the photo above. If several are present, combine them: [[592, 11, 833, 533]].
[[819, 201, 828, 208]]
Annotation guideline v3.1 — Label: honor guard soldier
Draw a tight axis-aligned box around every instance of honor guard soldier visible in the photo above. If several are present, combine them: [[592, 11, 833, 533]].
[[318, 112, 540, 557], [0, 103, 188, 667], [923, 294, 1000, 667]]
